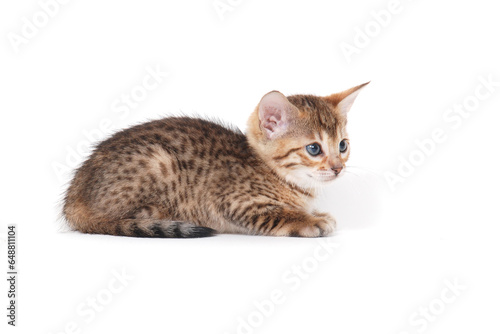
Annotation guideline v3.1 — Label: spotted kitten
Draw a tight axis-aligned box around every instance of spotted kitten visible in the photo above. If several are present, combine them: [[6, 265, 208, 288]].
[[63, 82, 368, 238]]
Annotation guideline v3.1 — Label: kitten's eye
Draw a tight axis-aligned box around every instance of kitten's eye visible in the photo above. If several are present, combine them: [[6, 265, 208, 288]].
[[339, 139, 348, 153], [306, 143, 322, 156]]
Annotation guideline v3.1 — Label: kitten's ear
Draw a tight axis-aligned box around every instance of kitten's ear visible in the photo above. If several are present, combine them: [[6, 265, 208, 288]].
[[325, 81, 370, 116], [258, 91, 297, 140]]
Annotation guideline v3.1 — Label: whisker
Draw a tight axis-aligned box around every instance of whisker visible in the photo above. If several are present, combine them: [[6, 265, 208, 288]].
[[342, 170, 377, 190], [340, 174, 367, 196], [346, 165, 381, 177]]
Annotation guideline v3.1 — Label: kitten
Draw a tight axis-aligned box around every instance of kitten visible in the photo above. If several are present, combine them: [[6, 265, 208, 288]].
[[63, 82, 368, 238]]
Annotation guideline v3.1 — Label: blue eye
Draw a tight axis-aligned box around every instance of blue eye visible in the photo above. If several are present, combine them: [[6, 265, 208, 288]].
[[339, 139, 348, 153], [306, 143, 322, 156]]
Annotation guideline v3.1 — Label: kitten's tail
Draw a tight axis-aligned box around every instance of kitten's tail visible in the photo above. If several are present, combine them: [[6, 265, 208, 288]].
[[71, 219, 216, 238]]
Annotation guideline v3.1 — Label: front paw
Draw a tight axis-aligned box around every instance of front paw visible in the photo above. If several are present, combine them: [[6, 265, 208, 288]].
[[312, 211, 335, 221], [293, 214, 336, 237]]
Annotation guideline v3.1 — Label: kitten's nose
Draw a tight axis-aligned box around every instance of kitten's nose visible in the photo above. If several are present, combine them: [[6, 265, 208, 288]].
[[332, 166, 343, 175]]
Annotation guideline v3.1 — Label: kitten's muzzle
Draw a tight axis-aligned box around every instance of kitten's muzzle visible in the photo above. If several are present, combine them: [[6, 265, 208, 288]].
[[312, 170, 338, 182]]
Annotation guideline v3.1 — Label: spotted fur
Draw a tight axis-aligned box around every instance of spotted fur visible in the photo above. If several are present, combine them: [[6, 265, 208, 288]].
[[63, 83, 368, 237]]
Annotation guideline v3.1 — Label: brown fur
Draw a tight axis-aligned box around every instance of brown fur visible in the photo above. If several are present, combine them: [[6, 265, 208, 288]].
[[63, 83, 368, 238]]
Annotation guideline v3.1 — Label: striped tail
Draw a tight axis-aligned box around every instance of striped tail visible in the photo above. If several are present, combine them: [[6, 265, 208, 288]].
[[73, 219, 216, 238]]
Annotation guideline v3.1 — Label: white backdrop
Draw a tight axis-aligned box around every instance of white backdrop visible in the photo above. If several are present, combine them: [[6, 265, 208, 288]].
[[1, 0, 499, 333]]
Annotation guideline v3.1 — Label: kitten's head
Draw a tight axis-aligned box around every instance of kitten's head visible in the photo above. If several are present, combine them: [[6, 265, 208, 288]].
[[247, 82, 368, 189]]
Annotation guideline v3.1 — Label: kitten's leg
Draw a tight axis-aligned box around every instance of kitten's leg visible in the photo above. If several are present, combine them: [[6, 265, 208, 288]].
[[78, 219, 216, 238], [237, 208, 336, 237]]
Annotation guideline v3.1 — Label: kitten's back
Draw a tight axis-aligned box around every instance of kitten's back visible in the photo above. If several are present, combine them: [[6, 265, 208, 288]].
[[63, 117, 266, 237]]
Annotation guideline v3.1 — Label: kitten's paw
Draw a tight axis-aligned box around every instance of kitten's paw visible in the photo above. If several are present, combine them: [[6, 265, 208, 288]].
[[292, 214, 336, 237], [312, 211, 336, 223]]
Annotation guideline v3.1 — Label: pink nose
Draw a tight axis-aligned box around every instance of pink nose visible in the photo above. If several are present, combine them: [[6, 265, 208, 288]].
[[332, 166, 343, 175]]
